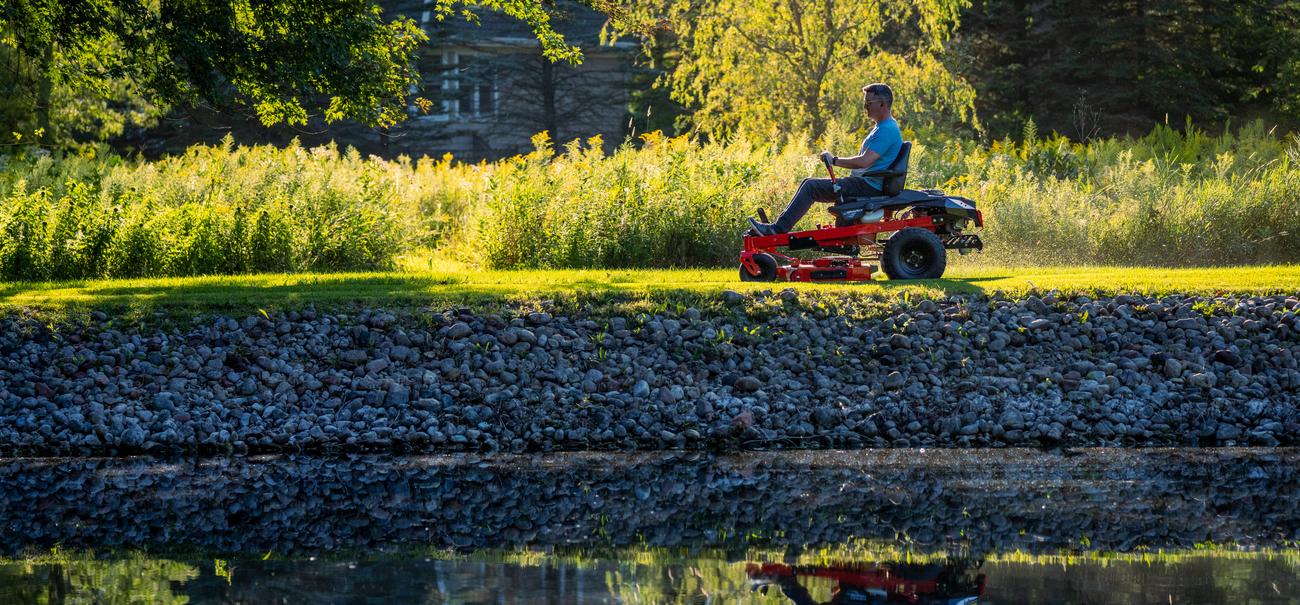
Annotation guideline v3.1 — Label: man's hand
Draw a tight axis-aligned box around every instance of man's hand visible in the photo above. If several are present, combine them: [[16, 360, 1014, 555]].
[[819, 150, 836, 166]]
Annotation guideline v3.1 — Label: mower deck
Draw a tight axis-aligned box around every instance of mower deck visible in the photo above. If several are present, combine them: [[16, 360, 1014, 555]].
[[776, 255, 876, 282]]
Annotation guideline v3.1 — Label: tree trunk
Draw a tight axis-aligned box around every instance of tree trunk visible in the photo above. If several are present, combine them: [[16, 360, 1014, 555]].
[[542, 56, 558, 144], [35, 40, 54, 144]]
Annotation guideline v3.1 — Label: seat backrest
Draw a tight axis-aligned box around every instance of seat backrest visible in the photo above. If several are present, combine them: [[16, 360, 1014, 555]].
[[882, 141, 911, 196]]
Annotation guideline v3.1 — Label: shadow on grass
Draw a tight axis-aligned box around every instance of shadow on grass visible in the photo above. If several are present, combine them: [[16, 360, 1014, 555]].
[[0, 275, 723, 317], [871, 275, 1009, 296], [0, 271, 1018, 318]]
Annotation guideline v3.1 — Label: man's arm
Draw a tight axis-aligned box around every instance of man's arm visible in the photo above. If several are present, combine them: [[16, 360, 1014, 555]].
[[832, 150, 880, 170], [820, 149, 879, 170]]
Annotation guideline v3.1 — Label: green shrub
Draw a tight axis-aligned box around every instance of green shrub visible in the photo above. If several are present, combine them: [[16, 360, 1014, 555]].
[[0, 138, 411, 279], [1, 121, 1298, 280]]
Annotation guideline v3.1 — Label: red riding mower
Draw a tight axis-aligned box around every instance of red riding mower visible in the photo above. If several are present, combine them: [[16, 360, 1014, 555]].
[[739, 142, 983, 282]]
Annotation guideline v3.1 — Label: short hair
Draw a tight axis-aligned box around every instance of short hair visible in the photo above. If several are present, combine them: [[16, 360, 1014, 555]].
[[862, 83, 894, 108]]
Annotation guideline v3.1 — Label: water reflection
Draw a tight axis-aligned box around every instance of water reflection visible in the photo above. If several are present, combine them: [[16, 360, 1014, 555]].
[[2, 449, 1299, 603], [747, 560, 984, 604], [3, 550, 1299, 604]]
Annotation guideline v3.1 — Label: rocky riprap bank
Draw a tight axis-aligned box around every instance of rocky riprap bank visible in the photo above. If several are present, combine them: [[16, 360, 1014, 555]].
[[1, 290, 1298, 455]]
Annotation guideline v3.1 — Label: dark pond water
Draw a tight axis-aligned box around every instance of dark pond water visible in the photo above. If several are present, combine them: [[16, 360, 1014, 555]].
[[1, 449, 1298, 604]]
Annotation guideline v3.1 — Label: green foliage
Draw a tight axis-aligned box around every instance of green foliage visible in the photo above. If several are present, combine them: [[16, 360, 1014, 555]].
[[0, 30, 162, 149], [2, 120, 1298, 280], [0, 0, 622, 147], [0, 138, 413, 280], [929, 119, 1300, 265], [469, 131, 772, 268], [615, 0, 978, 141], [0, 0, 430, 133], [465, 120, 1300, 269]]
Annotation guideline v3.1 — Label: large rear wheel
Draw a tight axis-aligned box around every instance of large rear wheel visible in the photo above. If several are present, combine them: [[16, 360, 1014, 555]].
[[739, 253, 779, 282], [881, 227, 946, 280]]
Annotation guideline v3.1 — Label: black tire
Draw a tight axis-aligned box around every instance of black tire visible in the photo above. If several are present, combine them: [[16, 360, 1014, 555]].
[[739, 253, 779, 282], [881, 227, 947, 280]]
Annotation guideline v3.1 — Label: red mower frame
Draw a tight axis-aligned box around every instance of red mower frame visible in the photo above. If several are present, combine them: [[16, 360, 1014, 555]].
[[739, 154, 983, 282]]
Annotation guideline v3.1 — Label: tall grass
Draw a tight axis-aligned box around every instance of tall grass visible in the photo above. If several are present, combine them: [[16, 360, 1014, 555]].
[[466, 120, 1300, 268], [0, 137, 430, 280], [467, 132, 798, 268], [924, 119, 1300, 265], [1, 122, 1298, 280]]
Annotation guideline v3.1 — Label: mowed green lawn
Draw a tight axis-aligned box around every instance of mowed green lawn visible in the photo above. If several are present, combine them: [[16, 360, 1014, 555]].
[[1, 264, 1297, 315]]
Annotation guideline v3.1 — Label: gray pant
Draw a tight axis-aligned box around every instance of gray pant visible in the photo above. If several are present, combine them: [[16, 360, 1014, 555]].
[[773, 176, 883, 232]]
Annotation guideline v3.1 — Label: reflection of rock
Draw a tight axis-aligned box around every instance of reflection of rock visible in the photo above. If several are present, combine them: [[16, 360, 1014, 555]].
[[1, 450, 1297, 556]]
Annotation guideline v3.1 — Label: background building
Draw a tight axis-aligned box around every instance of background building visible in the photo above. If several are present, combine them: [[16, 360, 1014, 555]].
[[122, 0, 635, 161]]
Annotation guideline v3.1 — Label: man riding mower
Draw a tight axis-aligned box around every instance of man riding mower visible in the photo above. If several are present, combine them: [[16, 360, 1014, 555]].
[[741, 83, 983, 282]]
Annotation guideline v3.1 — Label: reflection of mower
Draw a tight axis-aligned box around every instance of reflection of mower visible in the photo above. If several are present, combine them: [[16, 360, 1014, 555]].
[[746, 560, 985, 605], [739, 143, 983, 282]]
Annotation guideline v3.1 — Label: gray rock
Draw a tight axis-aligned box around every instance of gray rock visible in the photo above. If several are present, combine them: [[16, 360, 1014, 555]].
[[447, 322, 473, 339], [889, 334, 912, 350], [1216, 423, 1242, 442], [365, 358, 390, 374], [812, 407, 840, 427], [884, 372, 905, 389], [1188, 372, 1216, 389], [4, 292, 1298, 456], [1212, 349, 1240, 366], [387, 385, 410, 406], [1027, 318, 1053, 331], [341, 350, 368, 364]]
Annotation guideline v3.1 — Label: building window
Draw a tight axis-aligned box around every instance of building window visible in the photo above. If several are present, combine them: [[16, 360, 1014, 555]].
[[432, 51, 498, 120]]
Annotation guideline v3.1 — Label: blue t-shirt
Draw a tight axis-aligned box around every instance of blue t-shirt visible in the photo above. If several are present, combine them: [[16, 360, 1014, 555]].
[[851, 117, 902, 191]]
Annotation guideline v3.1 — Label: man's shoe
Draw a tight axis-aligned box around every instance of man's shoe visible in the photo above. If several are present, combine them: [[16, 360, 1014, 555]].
[[747, 217, 778, 236]]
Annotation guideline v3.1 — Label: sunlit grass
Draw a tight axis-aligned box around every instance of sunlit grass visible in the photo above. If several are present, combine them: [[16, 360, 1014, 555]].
[[0, 264, 1296, 319]]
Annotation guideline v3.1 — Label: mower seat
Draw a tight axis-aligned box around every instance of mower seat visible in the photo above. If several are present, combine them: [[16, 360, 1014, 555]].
[[870, 140, 911, 197]]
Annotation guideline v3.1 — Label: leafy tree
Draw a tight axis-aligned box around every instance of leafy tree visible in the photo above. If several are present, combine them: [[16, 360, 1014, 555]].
[[950, 0, 1300, 139], [616, 0, 978, 141], [0, 0, 626, 147]]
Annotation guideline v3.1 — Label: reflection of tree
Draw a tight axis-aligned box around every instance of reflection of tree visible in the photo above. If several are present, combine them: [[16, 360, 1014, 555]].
[[0, 556, 197, 605]]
